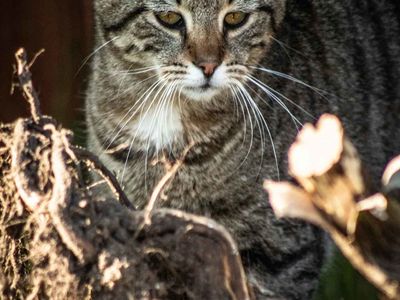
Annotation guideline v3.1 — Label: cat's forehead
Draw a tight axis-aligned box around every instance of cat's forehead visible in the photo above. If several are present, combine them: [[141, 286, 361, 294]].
[[147, 0, 271, 11]]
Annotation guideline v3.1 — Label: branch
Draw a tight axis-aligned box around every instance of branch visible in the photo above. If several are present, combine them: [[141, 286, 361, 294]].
[[264, 114, 400, 299], [72, 146, 134, 210], [141, 142, 195, 227], [14, 48, 43, 123]]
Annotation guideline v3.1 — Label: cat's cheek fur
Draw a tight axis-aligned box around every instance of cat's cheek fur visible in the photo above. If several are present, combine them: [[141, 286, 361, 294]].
[[182, 64, 207, 88], [210, 64, 228, 88]]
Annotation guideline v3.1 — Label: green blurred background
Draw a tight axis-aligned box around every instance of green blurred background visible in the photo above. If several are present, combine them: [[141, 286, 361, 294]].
[[0, 2, 380, 299]]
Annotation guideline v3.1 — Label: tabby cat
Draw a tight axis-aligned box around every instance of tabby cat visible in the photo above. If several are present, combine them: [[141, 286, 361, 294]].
[[86, 0, 400, 299]]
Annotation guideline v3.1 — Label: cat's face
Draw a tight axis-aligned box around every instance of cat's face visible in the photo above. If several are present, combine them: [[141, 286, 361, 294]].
[[96, 0, 286, 101]]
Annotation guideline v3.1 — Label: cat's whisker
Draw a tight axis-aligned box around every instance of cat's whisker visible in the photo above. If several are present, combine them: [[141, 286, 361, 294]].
[[116, 66, 161, 100], [240, 79, 274, 111], [246, 77, 302, 130], [229, 83, 248, 146], [151, 80, 176, 147], [120, 76, 173, 186], [168, 81, 181, 151], [94, 65, 161, 79], [238, 85, 266, 177], [106, 73, 174, 150], [121, 65, 162, 74], [142, 79, 179, 191], [246, 75, 303, 129], [237, 83, 264, 151], [111, 65, 160, 74], [247, 75, 315, 120], [75, 36, 119, 77], [104, 77, 166, 151], [105, 70, 160, 107], [107, 77, 169, 181], [229, 83, 247, 147], [112, 72, 160, 103], [166, 82, 180, 151], [250, 65, 330, 100], [120, 73, 159, 97], [119, 84, 165, 186], [228, 84, 240, 120], [131, 77, 173, 143], [236, 81, 265, 173], [117, 63, 135, 96], [269, 36, 296, 64], [236, 82, 266, 158], [232, 80, 280, 180], [230, 83, 256, 169], [143, 81, 173, 192], [177, 84, 184, 116], [129, 77, 177, 158]]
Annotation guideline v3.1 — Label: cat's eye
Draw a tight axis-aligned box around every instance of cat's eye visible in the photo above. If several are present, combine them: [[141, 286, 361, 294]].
[[224, 12, 249, 29], [156, 12, 184, 29]]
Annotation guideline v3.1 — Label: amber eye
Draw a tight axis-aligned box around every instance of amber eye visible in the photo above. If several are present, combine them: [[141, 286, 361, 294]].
[[156, 12, 184, 29], [224, 12, 249, 29]]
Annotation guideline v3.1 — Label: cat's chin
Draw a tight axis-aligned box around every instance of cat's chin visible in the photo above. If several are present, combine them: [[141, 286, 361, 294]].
[[181, 85, 220, 101]]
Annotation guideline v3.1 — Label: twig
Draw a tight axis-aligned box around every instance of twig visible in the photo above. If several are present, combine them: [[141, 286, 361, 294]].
[[28, 49, 45, 69], [141, 142, 195, 227], [14, 48, 42, 123], [72, 145, 134, 210]]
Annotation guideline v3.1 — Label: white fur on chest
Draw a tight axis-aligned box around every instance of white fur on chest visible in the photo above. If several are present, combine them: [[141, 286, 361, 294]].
[[131, 106, 183, 151]]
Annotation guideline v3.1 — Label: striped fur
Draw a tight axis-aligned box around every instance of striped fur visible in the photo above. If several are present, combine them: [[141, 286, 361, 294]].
[[86, 1, 400, 299]]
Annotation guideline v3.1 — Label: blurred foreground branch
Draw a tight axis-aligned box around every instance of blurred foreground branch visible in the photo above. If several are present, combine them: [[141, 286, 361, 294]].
[[265, 114, 400, 299]]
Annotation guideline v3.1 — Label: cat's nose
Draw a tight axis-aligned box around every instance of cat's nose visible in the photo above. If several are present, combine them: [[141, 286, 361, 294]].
[[198, 62, 218, 78]]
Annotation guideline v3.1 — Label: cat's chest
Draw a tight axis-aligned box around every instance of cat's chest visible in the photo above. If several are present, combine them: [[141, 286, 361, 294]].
[[126, 149, 263, 213], [129, 105, 183, 151]]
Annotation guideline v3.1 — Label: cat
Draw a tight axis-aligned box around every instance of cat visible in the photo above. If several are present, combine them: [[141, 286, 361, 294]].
[[86, 0, 400, 299]]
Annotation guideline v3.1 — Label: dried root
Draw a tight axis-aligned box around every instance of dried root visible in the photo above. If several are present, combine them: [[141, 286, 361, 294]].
[[0, 48, 250, 299]]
